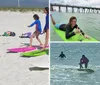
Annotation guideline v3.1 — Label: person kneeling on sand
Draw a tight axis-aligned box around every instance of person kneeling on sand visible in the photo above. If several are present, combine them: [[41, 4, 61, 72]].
[[28, 14, 43, 47]]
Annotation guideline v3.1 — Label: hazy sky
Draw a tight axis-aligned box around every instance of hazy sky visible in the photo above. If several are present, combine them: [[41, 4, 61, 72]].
[[50, 0, 100, 7]]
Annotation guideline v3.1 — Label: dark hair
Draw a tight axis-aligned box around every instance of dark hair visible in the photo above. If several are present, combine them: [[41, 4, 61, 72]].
[[45, 7, 49, 14], [61, 51, 63, 53], [33, 14, 39, 20], [10, 32, 16, 36], [82, 55, 85, 57], [69, 16, 77, 24]]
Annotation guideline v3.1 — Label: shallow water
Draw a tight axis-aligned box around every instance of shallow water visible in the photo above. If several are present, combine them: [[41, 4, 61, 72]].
[[50, 12, 100, 41], [50, 43, 100, 85]]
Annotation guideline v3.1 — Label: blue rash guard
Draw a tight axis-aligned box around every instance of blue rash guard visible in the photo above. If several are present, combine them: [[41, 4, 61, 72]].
[[44, 14, 49, 31], [29, 20, 42, 33]]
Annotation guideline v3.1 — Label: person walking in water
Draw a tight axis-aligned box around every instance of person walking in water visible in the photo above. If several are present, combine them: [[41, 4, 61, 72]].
[[79, 55, 89, 69], [59, 51, 66, 58]]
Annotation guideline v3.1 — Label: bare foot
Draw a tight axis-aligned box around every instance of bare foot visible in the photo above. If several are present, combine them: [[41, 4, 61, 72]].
[[28, 45, 32, 48], [39, 44, 44, 47], [41, 47, 45, 51]]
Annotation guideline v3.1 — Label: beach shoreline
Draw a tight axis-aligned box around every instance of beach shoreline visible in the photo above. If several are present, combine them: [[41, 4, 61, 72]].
[[0, 11, 49, 85], [0, 7, 44, 12]]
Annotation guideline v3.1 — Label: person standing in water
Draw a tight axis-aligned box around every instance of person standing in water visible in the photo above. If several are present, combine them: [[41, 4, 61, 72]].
[[59, 51, 66, 58], [28, 14, 43, 47], [42, 7, 49, 50], [79, 55, 89, 69], [51, 15, 90, 39]]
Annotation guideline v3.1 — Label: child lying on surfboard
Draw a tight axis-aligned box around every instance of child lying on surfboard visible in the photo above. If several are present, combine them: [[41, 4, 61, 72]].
[[28, 14, 43, 47], [19, 32, 43, 38], [19, 32, 31, 38], [0, 31, 16, 37]]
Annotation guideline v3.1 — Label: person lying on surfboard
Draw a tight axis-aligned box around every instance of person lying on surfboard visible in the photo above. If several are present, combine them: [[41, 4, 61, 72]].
[[28, 14, 43, 47], [51, 15, 90, 39], [19, 32, 31, 38], [59, 51, 66, 58], [0, 31, 16, 37], [79, 55, 89, 69]]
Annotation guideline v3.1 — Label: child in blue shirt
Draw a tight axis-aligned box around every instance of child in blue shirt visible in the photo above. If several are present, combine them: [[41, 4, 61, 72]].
[[28, 14, 43, 47]]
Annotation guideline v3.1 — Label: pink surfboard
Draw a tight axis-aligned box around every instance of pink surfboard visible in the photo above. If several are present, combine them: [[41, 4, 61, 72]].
[[7, 47, 37, 52]]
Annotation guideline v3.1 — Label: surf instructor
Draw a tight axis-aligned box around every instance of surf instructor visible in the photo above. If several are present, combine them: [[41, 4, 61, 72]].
[[51, 15, 90, 39], [79, 55, 89, 69]]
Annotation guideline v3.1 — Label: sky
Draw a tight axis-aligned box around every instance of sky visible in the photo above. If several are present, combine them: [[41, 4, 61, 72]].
[[50, 0, 100, 7], [0, 0, 48, 8]]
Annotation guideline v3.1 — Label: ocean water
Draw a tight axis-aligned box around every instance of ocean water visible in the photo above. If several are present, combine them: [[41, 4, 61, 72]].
[[50, 12, 100, 41], [50, 43, 100, 85]]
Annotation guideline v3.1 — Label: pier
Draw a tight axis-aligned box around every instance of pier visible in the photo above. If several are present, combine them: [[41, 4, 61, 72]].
[[50, 3, 100, 13]]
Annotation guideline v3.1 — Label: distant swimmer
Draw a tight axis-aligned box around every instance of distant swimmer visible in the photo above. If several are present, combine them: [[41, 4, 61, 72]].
[[79, 55, 89, 69], [59, 51, 66, 58]]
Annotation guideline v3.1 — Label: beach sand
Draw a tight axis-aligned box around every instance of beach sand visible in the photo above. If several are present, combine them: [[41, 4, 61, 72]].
[[0, 11, 49, 85]]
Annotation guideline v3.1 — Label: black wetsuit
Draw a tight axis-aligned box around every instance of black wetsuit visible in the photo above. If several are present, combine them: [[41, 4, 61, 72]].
[[59, 53, 66, 58], [59, 24, 85, 39]]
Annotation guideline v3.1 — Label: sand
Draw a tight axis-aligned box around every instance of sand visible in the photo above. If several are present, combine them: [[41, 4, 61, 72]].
[[0, 11, 49, 85]]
